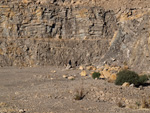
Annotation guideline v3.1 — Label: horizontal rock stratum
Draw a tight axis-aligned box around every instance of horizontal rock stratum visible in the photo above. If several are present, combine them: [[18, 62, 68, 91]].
[[0, 0, 150, 73]]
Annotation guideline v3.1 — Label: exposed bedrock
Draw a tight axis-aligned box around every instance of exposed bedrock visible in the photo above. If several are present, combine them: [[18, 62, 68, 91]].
[[0, 0, 150, 72]]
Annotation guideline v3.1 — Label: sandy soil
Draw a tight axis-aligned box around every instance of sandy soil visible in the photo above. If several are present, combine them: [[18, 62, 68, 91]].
[[0, 66, 150, 113]]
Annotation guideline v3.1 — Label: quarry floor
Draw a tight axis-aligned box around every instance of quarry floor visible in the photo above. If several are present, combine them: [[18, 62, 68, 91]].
[[0, 66, 150, 113]]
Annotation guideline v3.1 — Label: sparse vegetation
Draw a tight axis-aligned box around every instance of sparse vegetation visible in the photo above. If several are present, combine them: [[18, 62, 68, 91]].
[[115, 70, 139, 85], [138, 75, 148, 85], [131, 97, 150, 109], [135, 101, 141, 108], [0, 102, 7, 108], [0, 102, 18, 113], [74, 88, 84, 100], [141, 98, 150, 108], [92, 72, 101, 79], [117, 101, 125, 108], [115, 70, 149, 86], [74, 80, 85, 100]]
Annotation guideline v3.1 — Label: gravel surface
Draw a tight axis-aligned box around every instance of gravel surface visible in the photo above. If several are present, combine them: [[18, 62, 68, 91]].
[[0, 66, 150, 113]]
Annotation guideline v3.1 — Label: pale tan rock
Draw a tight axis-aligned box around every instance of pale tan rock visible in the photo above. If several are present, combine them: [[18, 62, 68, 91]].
[[121, 65, 129, 70], [122, 82, 130, 87], [110, 67, 120, 71], [19, 109, 25, 113], [86, 66, 96, 71], [50, 78, 54, 80], [86, 66, 91, 70], [36, 0, 48, 4], [15, 92, 20, 95], [100, 75, 105, 79], [102, 70, 111, 78], [79, 66, 84, 70], [46, 75, 51, 78], [109, 74, 117, 81], [51, 70, 56, 73], [22, 0, 29, 4], [90, 71, 94, 76], [80, 70, 87, 76], [68, 76, 75, 80], [104, 64, 110, 70], [97, 66, 104, 71], [63, 75, 68, 78]]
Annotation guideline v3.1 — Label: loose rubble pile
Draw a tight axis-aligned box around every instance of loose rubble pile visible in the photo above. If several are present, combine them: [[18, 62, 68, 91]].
[[60, 63, 150, 110], [1, 66, 150, 112], [79, 64, 123, 81]]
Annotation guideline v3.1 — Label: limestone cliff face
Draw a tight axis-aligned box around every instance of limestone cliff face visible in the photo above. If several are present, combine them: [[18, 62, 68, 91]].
[[0, 0, 117, 39], [102, 8, 150, 73], [0, 0, 150, 72]]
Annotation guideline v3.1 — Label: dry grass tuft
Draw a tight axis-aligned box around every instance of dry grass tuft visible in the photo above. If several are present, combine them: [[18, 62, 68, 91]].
[[74, 80, 86, 100], [117, 101, 125, 108], [74, 88, 84, 100], [141, 98, 150, 108]]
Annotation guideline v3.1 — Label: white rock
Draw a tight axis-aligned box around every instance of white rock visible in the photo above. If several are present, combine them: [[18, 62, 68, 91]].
[[130, 84, 135, 87], [66, 64, 72, 69], [19, 109, 25, 113]]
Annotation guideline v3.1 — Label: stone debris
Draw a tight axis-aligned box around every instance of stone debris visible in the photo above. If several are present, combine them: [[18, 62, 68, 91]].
[[99, 64, 122, 81], [66, 64, 72, 70], [101, 70, 111, 79], [50, 78, 54, 80], [86, 66, 97, 71], [19, 109, 25, 113], [79, 66, 84, 70], [122, 65, 129, 70], [51, 70, 56, 73], [63, 75, 68, 78], [130, 84, 135, 87], [109, 74, 117, 82], [80, 70, 87, 76], [139, 85, 144, 90], [68, 76, 75, 80], [1, 65, 150, 112], [122, 82, 130, 87], [100, 75, 105, 79]]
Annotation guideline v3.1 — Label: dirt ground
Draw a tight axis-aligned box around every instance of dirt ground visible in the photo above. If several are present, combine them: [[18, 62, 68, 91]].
[[0, 66, 150, 113]]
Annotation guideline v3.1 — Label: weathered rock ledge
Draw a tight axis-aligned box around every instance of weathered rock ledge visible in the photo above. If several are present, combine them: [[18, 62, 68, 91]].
[[0, 0, 150, 73]]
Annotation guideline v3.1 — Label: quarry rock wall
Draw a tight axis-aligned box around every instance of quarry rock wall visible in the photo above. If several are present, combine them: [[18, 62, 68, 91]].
[[0, 0, 150, 72]]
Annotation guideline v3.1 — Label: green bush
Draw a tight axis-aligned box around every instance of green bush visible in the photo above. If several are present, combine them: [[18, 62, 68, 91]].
[[138, 75, 148, 85], [92, 72, 101, 79], [115, 70, 149, 86], [115, 70, 139, 85]]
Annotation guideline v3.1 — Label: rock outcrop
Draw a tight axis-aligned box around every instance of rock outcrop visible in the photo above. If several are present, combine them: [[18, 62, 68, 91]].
[[0, 0, 150, 73]]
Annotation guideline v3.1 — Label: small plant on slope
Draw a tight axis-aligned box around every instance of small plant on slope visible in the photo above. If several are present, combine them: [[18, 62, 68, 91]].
[[74, 88, 84, 100], [92, 72, 101, 79], [115, 70, 149, 86], [115, 70, 139, 85], [74, 80, 86, 100], [138, 75, 148, 85]]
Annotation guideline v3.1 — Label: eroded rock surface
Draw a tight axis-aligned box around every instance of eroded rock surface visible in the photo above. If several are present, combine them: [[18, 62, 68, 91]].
[[0, 0, 150, 72]]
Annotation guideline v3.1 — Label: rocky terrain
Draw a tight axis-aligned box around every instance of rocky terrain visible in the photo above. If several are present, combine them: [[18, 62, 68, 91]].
[[0, 0, 150, 113], [0, 65, 150, 113]]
